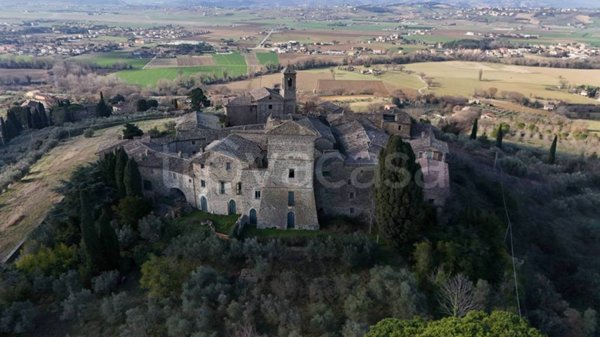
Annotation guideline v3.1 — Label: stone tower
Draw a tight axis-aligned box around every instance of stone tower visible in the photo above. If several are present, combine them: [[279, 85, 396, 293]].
[[258, 120, 319, 230], [281, 65, 297, 114]]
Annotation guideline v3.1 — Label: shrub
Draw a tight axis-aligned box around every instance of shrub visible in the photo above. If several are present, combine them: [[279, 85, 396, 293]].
[[500, 156, 528, 177], [52, 270, 82, 301], [60, 289, 95, 322], [92, 270, 120, 295], [0, 301, 38, 334], [15, 243, 78, 277], [140, 255, 194, 298], [83, 128, 94, 138], [139, 214, 164, 243], [100, 292, 129, 324]]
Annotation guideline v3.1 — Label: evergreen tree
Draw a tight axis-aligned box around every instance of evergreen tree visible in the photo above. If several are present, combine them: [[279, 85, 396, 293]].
[[123, 158, 143, 197], [7, 109, 23, 133], [0, 117, 7, 144], [3, 111, 21, 140], [136, 99, 149, 112], [495, 126, 504, 149], [548, 135, 558, 164], [79, 189, 104, 275], [114, 148, 129, 197], [188, 88, 211, 111], [96, 209, 120, 271], [100, 152, 117, 187], [470, 118, 478, 140], [375, 135, 430, 251], [37, 102, 49, 127], [122, 123, 143, 139], [96, 92, 113, 118], [31, 110, 42, 129]]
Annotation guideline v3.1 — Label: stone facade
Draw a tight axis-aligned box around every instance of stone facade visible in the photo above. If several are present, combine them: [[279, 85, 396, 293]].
[[100, 72, 450, 231], [225, 67, 297, 126]]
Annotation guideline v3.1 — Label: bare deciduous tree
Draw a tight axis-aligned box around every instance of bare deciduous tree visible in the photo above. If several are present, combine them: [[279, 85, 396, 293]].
[[438, 274, 480, 317]]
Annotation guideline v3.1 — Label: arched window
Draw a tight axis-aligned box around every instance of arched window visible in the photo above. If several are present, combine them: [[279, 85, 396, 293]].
[[249, 209, 257, 225], [287, 77, 293, 88]]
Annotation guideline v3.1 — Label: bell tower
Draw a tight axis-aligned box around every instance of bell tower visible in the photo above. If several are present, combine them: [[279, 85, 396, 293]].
[[281, 65, 297, 114]]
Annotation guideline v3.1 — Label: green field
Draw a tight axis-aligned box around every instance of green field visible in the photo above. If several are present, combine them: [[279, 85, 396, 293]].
[[256, 52, 279, 65], [213, 52, 246, 66], [116, 64, 247, 86], [116, 52, 248, 86], [72, 51, 151, 69]]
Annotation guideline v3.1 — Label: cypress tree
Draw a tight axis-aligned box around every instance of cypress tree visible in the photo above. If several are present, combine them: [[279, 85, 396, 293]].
[[114, 148, 129, 197], [0, 117, 7, 144], [100, 151, 117, 187], [470, 118, 478, 140], [79, 190, 104, 274], [375, 135, 429, 251], [96, 209, 120, 271], [37, 102, 49, 127], [31, 110, 42, 129], [3, 112, 20, 140], [548, 135, 558, 164], [123, 158, 143, 197], [496, 126, 504, 149], [96, 91, 113, 118], [6, 110, 23, 133]]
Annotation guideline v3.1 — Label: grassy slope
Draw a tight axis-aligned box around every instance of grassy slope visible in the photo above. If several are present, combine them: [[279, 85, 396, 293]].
[[0, 118, 177, 261]]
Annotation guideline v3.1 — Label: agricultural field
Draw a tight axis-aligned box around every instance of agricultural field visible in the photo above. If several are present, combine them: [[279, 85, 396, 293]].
[[256, 52, 279, 66], [0, 118, 177, 262], [115, 52, 248, 86], [71, 51, 151, 69], [404, 61, 600, 104]]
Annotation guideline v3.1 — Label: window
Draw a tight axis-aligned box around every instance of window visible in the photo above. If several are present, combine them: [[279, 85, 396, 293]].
[[322, 170, 331, 177], [349, 192, 355, 199], [200, 164, 205, 169], [220, 181, 225, 194], [201, 180, 206, 188], [288, 191, 295, 206], [191, 141, 196, 145], [236, 182, 242, 195], [226, 162, 231, 171], [143, 180, 152, 191], [288, 169, 295, 178], [189, 179, 192, 183], [268, 104, 273, 110], [350, 207, 354, 214], [254, 190, 261, 199], [397, 125, 402, 131]]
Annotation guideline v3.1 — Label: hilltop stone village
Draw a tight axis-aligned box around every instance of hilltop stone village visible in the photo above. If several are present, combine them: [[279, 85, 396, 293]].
[[100, 67, 450, 230]]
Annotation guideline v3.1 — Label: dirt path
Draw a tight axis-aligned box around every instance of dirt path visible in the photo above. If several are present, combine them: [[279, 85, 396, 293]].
[[245, 52, 260, 76], [0, 118, 176, 262], [416, 74, 429, 95]]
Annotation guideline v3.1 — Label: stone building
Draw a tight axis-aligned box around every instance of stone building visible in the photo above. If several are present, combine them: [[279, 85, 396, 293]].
[[224, 66, 297, 126], [101, 72, 450, 231]]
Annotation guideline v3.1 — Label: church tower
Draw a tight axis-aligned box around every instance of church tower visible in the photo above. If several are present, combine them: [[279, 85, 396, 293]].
[[281, 65, 297, 114]]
